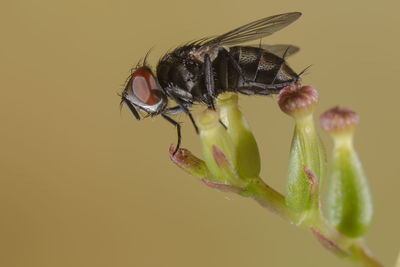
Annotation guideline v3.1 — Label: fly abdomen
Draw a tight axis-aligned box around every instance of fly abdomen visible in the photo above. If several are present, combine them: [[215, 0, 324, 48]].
[[214, 46, 298, 95]]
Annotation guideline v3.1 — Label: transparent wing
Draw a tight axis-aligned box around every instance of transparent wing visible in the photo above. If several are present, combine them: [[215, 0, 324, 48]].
[[199, 12, 301, 50], [257, 44, 300, 57]]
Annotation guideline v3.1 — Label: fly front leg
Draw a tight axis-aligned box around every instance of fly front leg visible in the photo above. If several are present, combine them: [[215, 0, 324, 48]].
[[162, 113, 181, 155], [163, 105, 184, 115], [165, 89, 199, 134], [120, 96, 140, 120]]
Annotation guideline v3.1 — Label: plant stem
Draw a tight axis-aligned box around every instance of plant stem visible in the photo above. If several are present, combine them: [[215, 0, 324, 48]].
[[242, 178, 300, 223], [242, 177, 382, 267], [350, 242, 383, 267]]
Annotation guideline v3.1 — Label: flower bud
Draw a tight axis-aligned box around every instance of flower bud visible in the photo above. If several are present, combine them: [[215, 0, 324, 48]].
[[217, 92, 260, 178], [278, 83, 318, 119], [169, 145, 212, 180], [278, 84, 327, 213], [319, 106, 359, 138], [197, 109, 245, 187], [320, 107, 373, 238]]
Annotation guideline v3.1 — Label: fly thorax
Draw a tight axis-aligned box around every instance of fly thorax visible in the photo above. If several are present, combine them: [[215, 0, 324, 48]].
[[190, 46, 229, 63]]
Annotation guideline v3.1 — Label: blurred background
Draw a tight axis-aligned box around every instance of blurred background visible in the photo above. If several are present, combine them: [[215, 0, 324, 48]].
[[1, 0, 399, 266]]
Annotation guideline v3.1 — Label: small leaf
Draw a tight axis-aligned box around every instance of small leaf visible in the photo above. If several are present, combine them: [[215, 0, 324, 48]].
[[201, 179, 242, 194]]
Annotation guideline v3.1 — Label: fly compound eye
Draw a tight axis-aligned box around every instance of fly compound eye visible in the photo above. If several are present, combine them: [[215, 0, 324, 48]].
[[131, 67, 161, 105]]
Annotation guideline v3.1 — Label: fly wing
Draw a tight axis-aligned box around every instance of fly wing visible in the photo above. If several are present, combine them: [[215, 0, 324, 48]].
[[258, 44, 300, 57], [197, 12, 301, 52]]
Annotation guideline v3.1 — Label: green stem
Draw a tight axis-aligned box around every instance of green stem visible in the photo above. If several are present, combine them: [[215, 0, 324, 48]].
[[242, 178, 300, 223], [242, 177, 382, 267], [350, 242, 383, 267]]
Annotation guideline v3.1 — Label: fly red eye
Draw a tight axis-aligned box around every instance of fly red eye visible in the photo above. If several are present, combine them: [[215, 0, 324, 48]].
[[131, 67, 160, 105]]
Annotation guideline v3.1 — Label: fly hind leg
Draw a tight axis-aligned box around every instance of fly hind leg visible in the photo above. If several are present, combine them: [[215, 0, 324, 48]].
[[204, 54, 216, 110], [217, 47, 262, 84]]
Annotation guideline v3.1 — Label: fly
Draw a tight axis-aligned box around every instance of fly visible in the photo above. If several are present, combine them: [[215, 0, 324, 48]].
[[121, 12, 304, 154]]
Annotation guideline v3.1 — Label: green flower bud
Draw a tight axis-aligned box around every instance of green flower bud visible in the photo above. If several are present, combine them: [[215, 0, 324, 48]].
[[169, 138, 243, 194], [278, 84, 327, 214], [217, 92, 260, 178], [169, 145, 212, 180], [320, 107, 373, 238], [197, 109, 246, 187]]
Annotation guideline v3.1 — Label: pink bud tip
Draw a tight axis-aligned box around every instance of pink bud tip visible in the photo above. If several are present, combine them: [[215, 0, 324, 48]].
[[278, 84, 318, 117], [319, 107, 359, 133], [169, 144, 204, 173]]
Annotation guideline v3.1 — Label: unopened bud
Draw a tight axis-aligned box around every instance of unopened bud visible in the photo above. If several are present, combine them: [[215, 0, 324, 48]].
[[278, 83, 318, 119], [321, 107, 373, 238], [217, 92, 260, 178], [279, 84, 326, 214], [197, 109, 245, 187], [169, 145, 211, 180], [319, 106, 359, 139]]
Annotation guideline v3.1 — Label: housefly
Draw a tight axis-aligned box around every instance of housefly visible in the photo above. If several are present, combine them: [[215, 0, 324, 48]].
[[121, 12, 303, 154]]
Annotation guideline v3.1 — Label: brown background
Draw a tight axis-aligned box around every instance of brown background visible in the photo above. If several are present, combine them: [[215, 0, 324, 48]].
[[1, 0, 399, 266]]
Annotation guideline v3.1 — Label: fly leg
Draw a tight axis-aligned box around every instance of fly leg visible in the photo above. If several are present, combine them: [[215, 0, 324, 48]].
[[252, 47, 263, 82], [120, 96, 140, 120], [204, 54, 216, 110], [163, 105, 184, 115], [270, 59, 286, 86], [269, 46, 293, 86], [205, 47, 253, 94], [217, 48, 248, 84], [164, 90, 199, 134], [161, 113, 181, 155], [203, 54, 231, 130], [245, 81, 294, 95], [217, 47, 263, 85]]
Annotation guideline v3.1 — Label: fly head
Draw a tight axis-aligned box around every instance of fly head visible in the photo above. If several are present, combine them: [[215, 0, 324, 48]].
[[121, 66, 168, 119]]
